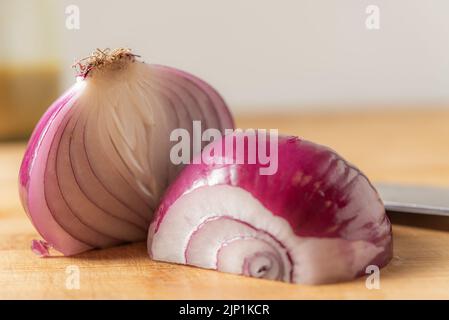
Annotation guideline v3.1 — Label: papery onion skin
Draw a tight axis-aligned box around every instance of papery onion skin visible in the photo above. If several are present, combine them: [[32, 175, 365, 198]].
[[148, 132, 392, 284], [19, 50, 234, 256]]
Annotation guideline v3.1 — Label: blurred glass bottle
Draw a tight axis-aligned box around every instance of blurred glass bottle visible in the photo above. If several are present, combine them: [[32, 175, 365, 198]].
[[0, 0, 60, 140]]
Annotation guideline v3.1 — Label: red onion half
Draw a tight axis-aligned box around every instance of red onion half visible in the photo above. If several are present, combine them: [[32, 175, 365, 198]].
[[148, 132, 392, 284], [19, 48, 234, 256]]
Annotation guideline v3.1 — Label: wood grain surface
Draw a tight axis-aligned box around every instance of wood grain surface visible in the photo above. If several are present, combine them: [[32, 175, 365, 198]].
[[1, 109, 449, 299]]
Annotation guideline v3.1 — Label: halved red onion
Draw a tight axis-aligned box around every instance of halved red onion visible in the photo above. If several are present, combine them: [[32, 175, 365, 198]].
[[19, 48, 234, 256], [148, 132, 392, 284]]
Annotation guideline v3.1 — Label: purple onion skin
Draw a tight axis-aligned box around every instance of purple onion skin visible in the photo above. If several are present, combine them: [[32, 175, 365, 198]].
[[150, 133, 393, 283], [151, 65, 234, 130], [19, 85, 78, 218]]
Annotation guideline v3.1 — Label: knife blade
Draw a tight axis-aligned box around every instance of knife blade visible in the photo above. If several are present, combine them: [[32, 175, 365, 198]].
[[375, 183, 449, 216]]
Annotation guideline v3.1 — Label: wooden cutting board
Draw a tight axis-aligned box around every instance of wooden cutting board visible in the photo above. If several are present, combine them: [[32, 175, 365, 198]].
[[1, 110, 449, 299]]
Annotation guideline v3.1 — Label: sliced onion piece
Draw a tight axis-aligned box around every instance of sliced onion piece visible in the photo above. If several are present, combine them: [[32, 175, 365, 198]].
[[19, 48, 234, 255], [148, 132, 392, 284]]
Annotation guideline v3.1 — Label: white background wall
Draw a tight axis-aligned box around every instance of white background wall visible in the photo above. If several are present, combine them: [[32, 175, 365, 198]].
[[55, 0, 449, 114]]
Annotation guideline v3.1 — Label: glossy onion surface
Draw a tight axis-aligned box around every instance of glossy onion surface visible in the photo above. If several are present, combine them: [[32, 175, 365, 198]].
[[148, 133, 392, 284]]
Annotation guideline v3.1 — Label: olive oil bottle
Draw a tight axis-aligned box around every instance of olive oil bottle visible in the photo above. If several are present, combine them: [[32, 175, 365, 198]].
[[0, 0, 60, 140], [0, 64, 60, 140]]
